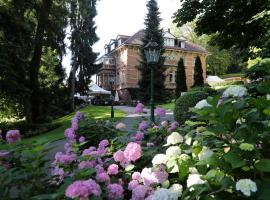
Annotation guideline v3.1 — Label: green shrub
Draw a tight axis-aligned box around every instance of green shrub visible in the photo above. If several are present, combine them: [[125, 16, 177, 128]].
[[174, 91, 209, 124], [208, 80, 244, 87], [0, 121, 62, 138], [188, 86, 218, 96]]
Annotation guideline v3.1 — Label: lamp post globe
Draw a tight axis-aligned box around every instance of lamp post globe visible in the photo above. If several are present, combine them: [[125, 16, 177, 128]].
[[143, 41, 161, 123]]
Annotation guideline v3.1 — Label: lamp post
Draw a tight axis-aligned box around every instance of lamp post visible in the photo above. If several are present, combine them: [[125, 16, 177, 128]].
[[144, 41, 161, 123], [109, 76, 115, 119]]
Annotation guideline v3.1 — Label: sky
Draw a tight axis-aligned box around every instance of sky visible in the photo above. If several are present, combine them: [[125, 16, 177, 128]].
[[62, 0, 181, 73]]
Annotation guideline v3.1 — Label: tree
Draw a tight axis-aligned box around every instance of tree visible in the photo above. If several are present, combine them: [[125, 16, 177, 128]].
[[0, 0, 68, 122], [193, 56, 204, 87], [173, 0, 270, 59], [138, 0, 166, 102], [69, 0, 99, 111], [175, 58, 187, 97]]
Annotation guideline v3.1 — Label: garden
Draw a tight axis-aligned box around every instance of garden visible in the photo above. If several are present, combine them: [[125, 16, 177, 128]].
[[1, 59, 270, 200]]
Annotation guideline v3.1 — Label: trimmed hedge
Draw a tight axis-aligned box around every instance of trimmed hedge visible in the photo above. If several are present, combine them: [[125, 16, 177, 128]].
[[0, 121, 62, 138], [188, 86, 218, 96], [208, 80, 243, 87], [174, 91, 209, 125]]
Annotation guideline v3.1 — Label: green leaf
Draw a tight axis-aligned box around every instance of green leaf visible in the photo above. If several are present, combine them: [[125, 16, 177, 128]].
[[255, 159, 270, 172], [224, 152, 246, 169]]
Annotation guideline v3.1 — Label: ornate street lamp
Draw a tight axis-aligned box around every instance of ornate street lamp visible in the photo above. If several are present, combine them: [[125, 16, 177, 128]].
[[109, 76, 115, 118], [144, 41, 161, 123]]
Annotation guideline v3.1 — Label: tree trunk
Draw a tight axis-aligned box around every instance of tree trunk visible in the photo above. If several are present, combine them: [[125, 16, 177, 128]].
[[29, 0, 52, 123], [71, 65, 76, 111]]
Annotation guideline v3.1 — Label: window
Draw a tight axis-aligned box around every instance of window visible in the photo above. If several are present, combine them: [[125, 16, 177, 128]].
[[164, 38, 174, 47], [169, 72, 175, 83], [180, 41, 185, 48]]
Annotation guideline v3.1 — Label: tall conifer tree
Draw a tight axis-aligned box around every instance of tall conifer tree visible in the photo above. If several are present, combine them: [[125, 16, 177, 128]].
[[138, 0, 166, 102], [175, 58, 187, 97], [193, 56, 204, 87], [69, 0, 99, 111]]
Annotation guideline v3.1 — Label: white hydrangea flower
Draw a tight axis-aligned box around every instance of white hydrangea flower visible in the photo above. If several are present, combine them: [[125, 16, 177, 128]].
[[165, 132, 184, 146], [166, 146, 181, 157], [236, 118, 246, 125], [267, 94, 270, 100], [187, 174, 205, 189], [189, 167, 198, 174], [169, 184, 183, 197], [152, 154, 169, 165], [146, 188, 178, 200], [166, 157, 179, 173], [222, 85, 247, 98], [236, 179, 257, 197], [179, 154, 190, 161], [194, 99, 212, 109], [198, 147, 214, 160]]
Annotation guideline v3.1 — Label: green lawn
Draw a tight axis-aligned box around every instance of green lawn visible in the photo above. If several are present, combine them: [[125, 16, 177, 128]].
[[158, 102, 175, 111], [0, 105, 126, 148]]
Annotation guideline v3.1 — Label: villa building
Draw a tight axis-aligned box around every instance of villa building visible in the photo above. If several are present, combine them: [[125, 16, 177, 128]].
[[95, 29, 208, 102]]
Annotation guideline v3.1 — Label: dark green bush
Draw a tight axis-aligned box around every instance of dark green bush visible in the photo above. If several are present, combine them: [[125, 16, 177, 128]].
[[208, 80, 244, 87], [188, 86, 218, 96], [174, 91, 209, 124], [0, 121, 62, 138]]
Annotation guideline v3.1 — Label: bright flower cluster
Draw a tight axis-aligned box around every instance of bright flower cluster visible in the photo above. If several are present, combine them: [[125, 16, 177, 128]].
[[6, 130, 20, 144]]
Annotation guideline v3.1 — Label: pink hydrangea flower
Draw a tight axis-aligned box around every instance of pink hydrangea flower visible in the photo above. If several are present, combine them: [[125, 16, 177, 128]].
[[107, 183, 124, 200], [99, 139, 109, 148], [64, 128, 76, 141], [6, 130, 20, 144], [132, 132, 144, 141], [155, 107, 166, 117], [107, 164, 119, 175], [141, 167, 168, 186], [97, 147, 108, 156], [78, 160, 97, 169], [124, 142, 142, 162], [113, 150, 125, 162], [161, 121, 168, 127], [75, 111, 84, 120], [79, 136, 85, 143], [138, 121, 148, 131], [96, 172, 110, 183], [135, 102, 144, 113], [169, 121, 179, 132], [152, 125, 160, 129], [132, 172, 142, 181], [65, 179, 101, 199], [128, 180, 139, 191], [131, 185, 150, 200]]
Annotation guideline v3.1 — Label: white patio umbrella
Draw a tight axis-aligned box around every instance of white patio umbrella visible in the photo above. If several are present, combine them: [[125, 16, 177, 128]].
[[89, 83, 111, 95], [114, 91, 119, 102]]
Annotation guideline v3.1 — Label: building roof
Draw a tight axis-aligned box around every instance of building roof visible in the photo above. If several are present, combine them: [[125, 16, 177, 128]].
[[122, 30, 207, 54]]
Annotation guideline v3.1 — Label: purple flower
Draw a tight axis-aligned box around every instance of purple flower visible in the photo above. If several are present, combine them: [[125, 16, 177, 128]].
[[131, 185, 150, 200], [95, 165, 105, 174], [75, 111, 84, 120], [128, 180, 139, 191], [64, 128, 76, 141], [135, 102, 144, 113], [71, 117, 79, 131], [97, 147, 108, 156], [65, 179, 101, 199], [152, 125, 159, 129], [107, 164, 119, 175], [99, 139, 109, 148], [107, 183, 124, 200], [54, 152, 75, 165], [124, 142, 142, 162], [138, 121, 148, 131], [79, 136, 85, 143], [78, 160, 97, 169], [141, 167, 168, 186], [155, 107, 166, 117], [96, 172, 110, 183], [6, 130, 20, 144], [132, 132, 144, 141], [0, 151, 9, 158], [82, 147, 96, 156]]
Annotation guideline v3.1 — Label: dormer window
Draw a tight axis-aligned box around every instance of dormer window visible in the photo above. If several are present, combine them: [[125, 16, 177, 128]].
[[164, 38, 174, 47], [180, 41, 185, 49]]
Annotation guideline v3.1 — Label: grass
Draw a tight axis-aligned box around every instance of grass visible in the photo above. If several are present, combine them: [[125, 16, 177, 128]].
[[0, 105, 126, 148], [158, 102, 175, 111], [220, 73, 244, 79]]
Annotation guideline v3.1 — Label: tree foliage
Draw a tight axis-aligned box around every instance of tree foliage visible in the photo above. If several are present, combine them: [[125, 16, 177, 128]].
[[175, 58, 187, 97], [193, 56, 204, 87], [173, 0, 270, 59], [0, 0, 68, 122], [138, 0, 166, 103], [69, 0, 99, 110]]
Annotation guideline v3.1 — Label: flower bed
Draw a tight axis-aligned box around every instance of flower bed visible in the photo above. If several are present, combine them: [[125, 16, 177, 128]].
[[1, 85, 270, 199]]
